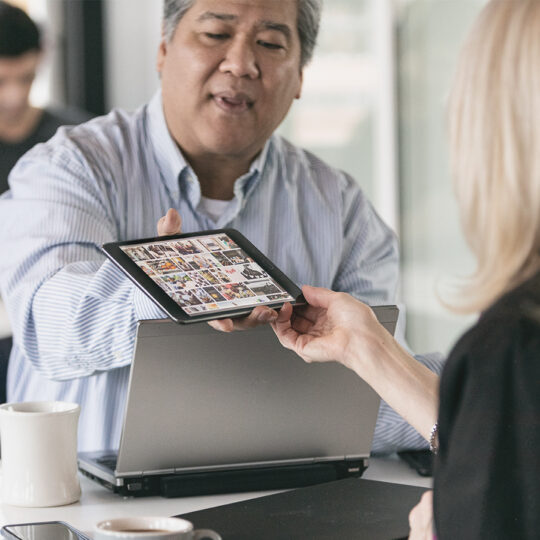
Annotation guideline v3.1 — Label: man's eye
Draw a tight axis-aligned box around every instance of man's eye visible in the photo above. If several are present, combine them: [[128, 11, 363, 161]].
[[205, 33, 228, 40], [257, 41, 284, 51]]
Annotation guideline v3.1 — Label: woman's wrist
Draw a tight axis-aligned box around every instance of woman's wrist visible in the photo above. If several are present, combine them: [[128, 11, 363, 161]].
[[346, 328, 405, 387], [348, 333, 439, 441]]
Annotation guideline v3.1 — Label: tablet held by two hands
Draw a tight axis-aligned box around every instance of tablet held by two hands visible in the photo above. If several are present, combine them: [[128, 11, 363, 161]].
[[102, 229, 305, 324]]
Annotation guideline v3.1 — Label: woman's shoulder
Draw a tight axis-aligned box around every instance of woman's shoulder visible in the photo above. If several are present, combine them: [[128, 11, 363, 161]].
[[444, 271, 540, 378]]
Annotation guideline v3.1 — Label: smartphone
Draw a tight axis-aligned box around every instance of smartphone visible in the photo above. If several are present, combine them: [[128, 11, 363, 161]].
[[1, 521, 91, 540]]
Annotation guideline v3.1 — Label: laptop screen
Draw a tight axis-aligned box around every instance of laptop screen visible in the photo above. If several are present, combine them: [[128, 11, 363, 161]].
[[111, 318, 394, 475]]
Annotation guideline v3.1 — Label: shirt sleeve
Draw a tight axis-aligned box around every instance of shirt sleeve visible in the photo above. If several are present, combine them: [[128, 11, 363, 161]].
[[330, 174, 446, 453], [0, 139, 165, 382], [331, 174, 400, 305], [434, 312, 540, 538]]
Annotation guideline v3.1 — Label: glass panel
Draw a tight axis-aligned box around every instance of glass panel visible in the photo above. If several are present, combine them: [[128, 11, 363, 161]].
[[397, 0, 485, 355], [278, 0, 377, 202]]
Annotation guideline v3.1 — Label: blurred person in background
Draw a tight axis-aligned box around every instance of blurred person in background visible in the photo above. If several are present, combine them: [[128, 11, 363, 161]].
[[0, 0, 89, 194]]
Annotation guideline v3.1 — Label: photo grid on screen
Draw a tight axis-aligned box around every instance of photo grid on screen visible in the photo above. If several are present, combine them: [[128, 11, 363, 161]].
[[120, 233, 294, 315]]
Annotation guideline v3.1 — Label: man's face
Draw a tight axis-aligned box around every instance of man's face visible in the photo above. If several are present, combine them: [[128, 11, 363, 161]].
[[157, 0, 303, 162], [0, 51, 39, 125]]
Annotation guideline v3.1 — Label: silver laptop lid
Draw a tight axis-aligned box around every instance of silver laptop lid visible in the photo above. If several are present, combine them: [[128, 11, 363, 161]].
[[116, 308, 396, 475]]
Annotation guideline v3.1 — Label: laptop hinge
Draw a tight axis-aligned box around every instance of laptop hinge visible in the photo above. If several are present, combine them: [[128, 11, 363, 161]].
[[159, 461, 363, 498]]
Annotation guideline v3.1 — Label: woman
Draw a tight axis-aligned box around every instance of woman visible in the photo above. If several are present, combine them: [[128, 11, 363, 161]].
[[273, 1, 540, 538]]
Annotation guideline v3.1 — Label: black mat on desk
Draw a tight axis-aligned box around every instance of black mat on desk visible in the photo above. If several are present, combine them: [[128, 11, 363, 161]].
[[177, 478, 428, 540]]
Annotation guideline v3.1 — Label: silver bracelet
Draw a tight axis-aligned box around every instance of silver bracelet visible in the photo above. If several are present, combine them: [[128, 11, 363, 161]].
[[429, 422, 439, 455]]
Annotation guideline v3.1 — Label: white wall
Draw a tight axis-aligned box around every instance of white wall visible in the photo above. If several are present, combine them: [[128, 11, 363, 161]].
[[103, 0, 162, 111]]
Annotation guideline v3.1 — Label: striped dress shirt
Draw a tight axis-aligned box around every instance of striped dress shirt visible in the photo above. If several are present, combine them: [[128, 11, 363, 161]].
[[0, 92, 443, 453]]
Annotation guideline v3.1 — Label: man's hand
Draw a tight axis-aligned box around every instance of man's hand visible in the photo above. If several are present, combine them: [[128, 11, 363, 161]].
[[208, 306, 278, 332], [157, 208, 182, 236], [408, 491, 434, 540]]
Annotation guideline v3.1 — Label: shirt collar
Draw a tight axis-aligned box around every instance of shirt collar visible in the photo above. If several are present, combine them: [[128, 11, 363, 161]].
[[233, 138, 271, 199], [147, 91, 188, 197]]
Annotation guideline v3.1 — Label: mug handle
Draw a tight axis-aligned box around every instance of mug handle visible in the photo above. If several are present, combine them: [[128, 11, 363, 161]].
[[193, 529, 221, 540]]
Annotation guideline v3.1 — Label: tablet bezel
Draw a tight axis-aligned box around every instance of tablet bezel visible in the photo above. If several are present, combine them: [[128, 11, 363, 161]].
[[102, 229, 305, 324]]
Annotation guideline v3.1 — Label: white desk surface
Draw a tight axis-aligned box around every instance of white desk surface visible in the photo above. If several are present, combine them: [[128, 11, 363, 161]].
[[0, 456, 431, 537], [0, 300, 10, 339]]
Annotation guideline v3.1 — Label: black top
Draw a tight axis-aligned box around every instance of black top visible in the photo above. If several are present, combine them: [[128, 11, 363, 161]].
[[434, 270, 540, 539], [0, 107, 90, 194]]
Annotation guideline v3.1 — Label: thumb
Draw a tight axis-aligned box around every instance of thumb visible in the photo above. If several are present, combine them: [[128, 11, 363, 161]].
[[301, 285, 337, 310], [158, 208, 182, 236]]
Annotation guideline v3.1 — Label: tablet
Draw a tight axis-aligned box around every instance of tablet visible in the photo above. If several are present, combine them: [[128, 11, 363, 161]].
[[102, 229, 305, 324]]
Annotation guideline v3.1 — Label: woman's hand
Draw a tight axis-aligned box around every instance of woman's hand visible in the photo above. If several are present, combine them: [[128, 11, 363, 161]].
[[271, 285, 386, 371], [272, 285, 440, 442], [408, 491, 434, 540]]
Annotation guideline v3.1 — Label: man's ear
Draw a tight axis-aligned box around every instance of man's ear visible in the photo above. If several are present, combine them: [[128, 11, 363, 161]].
[[156, 38, 167, 74], [295, 70, 304, 100]]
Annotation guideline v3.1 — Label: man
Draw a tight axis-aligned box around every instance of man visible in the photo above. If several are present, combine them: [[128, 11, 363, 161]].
[[0, 0, 443, 453], [0, 1, 89, 194], [0, 1, 90, 401]]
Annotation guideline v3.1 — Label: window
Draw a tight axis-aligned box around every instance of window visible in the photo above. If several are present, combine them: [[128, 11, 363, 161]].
[[397, 0, 484, 354]]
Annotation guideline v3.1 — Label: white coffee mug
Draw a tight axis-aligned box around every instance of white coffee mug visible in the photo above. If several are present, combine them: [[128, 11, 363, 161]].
[[94, 516, 221, 540], [0, 401, 81, 507]]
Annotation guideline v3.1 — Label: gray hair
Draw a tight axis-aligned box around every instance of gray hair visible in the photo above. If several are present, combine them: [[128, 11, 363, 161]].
[[162, 0, 322, 68]]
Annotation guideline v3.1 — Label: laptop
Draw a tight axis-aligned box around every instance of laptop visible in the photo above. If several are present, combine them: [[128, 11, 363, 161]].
[[78, 306, 398, 497]]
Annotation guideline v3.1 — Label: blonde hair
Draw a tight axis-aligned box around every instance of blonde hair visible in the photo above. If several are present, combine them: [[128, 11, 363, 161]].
[[448, 0, 540, 313]]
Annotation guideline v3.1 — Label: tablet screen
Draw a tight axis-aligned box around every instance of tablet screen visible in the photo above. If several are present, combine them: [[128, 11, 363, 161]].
[[120, 232, 295, 316]]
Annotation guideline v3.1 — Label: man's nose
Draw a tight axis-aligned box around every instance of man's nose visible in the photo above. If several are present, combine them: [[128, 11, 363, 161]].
[[219, 38, 260, 79]]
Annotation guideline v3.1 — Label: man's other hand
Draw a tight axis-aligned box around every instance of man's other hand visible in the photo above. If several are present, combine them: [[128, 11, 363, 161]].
[[157, 208, 182, 236], [208, 306, 278, 332]]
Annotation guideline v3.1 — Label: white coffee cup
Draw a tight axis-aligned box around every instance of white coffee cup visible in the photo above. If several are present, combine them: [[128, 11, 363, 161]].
[[0, 401, 81, 507], [94, 516, 221, 540]]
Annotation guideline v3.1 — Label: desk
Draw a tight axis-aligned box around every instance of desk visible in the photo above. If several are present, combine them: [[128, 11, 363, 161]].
[[0, 456, 431, 537]]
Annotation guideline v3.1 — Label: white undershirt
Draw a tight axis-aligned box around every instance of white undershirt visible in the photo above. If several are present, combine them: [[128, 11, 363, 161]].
[[198, 195, 236, 223]]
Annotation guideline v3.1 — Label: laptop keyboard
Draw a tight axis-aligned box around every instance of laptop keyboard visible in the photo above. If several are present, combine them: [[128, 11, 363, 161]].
[[96, 454, 118, 471]]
